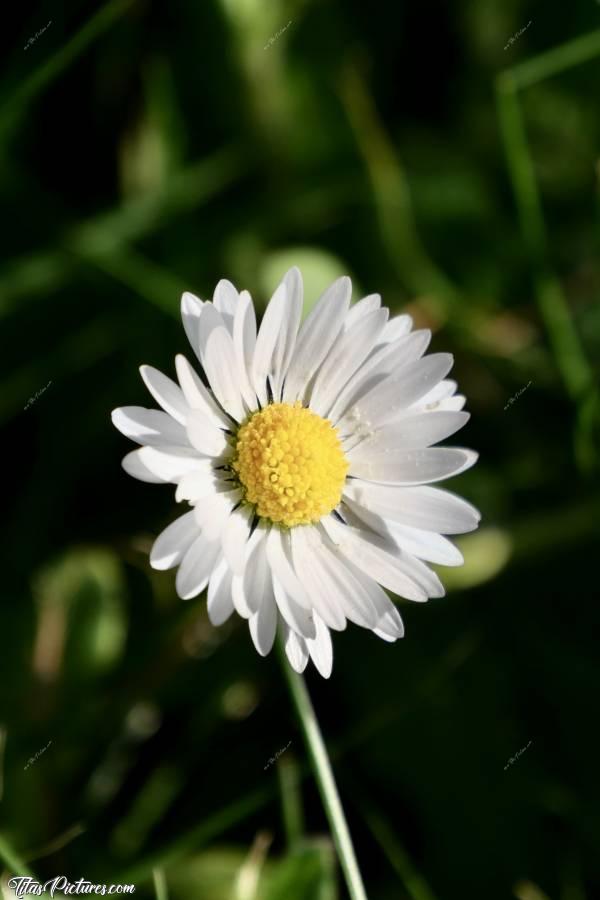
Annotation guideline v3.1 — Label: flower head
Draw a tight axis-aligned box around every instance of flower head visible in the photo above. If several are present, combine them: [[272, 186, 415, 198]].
[[112, 268, 479, 677]]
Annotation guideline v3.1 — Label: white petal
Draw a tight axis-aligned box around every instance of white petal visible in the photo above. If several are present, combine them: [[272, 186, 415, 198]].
[[309, 308, 388, 416], [413, 379, 457, 409], [282, 276, 351, 403], [328, 329, 431, 425], [389, 523, 464, 566], [373, 628, 398, 643], [198, 304, 248, 422], [338, 353, 454, 433], [213, 279, 238, 330], [248, 594, 278, 656], [122, 450, 164, 483], [349, 447, 478, 485], [139, 366, 189, 425], [438, 395, 466, 411], [207, 558, 235, 626], [150, 510, 199, 570], [372, 597, 404, 640], [343, 497, 463, 567], [231, 523, 273, 618], [310, 526, 386, 628], [233, 290, 258, 405], [274, 267, 303, 397], [411, 377, 467, 413], [175, 466, 226, 502], [176, 533, 221, 600], [379, 314, 413, 343], [272, 576, 316, 640], [348, 411, 470, 458], [175, 354, 233, 429], [319, 551, 378, 628], [283, 624, 309, 673], [242, 523, 273, 616], [343, 564, 404, 639], [343, 293, 381, 331], [265, 528, 311, 613], [320, 516, 428, 602], [194, 489, 241, 541], [251, 283, 286, 406], [186, 409, 230, 457], [306, 613, 333, 678], [341, 498, 446, 592], [111, 406, 189, 448], [212, 283, 257, 407], [252, 275, 301, 405], [222, 504, 254, 575], [290, 527, 347, 631], [181, 292, 204, 360], [343, 482, 480, 534], [395, 551, 445, 598], [231, 573, 252, 619], [124, 446, 210, 484]]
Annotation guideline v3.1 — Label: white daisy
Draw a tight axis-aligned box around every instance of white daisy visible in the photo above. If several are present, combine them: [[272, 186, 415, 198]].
[[112, 268, 480, 678]]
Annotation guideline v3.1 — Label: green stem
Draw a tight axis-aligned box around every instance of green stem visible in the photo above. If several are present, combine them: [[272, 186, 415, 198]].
[[0, 0, 136, 132], [505, 27, 600, 89], [276, 755, 304, 849], [152, 868, 169, 900], [339, 60, 459, 319], [277, 635, 367, 900], [0, 833, 35, 878], [495, 75, 592, 400], [119, 785, 271, 883], [358, 804, 437, 900]]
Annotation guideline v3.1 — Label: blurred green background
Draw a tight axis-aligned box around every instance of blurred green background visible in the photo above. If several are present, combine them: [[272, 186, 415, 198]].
[[2, 0, 600, 898]]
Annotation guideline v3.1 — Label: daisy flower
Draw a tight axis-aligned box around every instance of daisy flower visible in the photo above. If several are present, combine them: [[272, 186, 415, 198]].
[[112, 268, 479, 678]]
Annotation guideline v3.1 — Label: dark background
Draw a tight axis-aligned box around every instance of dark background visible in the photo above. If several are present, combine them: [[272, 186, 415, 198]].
[[1, 1, 600, 898]]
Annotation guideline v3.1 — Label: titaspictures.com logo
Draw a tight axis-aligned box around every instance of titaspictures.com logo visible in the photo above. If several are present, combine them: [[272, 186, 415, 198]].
[[7, 877, 135, 897]]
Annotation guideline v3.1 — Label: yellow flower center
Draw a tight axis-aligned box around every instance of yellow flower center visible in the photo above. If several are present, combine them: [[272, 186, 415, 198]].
[[232, 402, 349, 527]]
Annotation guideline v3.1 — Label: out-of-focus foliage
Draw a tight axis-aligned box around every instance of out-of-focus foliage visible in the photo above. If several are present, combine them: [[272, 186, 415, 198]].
[[1, 0, 599, 898]]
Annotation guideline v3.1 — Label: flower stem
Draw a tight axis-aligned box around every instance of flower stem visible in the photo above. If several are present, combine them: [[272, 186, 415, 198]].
[[152, 868, 169, 900], [277, 635, 368, 900]]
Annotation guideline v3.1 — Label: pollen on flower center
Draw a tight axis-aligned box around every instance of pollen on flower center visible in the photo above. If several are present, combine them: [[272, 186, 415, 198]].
[[232, 402, 349, 527]]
